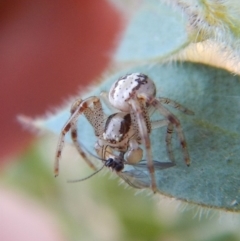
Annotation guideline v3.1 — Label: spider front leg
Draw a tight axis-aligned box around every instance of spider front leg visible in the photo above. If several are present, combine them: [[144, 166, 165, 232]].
[[70, 121, 98, 171], [68, 98, 98, 171], [54, 96, 103, 176], [128, 98, 157, 193], [94, 141, 113, 161], [73, 96, 106, 165]]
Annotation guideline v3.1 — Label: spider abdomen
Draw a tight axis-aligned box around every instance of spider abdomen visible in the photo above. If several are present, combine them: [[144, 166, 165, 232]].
[[108, 73, 156, 112]]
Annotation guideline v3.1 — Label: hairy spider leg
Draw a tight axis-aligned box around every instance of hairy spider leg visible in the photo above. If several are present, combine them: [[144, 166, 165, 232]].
[[54, 96, 102, 176], [128, 97, 157, 193], [159, 97, 194, 164], [166, 122, 175, 163], [158, 97, 194, 115], [70, 119, 98, 171], [151, 98, 191, 166], [69, 98, 98, 171]]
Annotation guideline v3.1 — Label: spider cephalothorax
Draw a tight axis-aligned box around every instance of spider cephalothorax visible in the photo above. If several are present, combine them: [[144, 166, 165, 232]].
[[54, 73, 194, 193]]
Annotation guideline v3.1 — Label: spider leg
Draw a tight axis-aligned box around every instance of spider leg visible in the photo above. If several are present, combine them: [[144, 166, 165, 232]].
[[158, 97, 194, 115], [83, 97, 105, 137], [54, 119, 72, 176], [70, 98, 99, 170], [54, 96, 102, 176], [166, 122, 175, 163], [70, 119, 98, 171], [151, 98, 191, 166], [128, 98, 157, 193], [151, 119, 175, 164], [151, 119, 168, 129]]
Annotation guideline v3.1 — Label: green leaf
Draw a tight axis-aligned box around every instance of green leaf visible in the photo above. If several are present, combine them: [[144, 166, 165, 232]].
[[114, 0, 190, 62], [30, 62, 240, 212]]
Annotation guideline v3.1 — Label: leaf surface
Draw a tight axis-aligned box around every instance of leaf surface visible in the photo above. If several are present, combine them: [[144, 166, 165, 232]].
[[36, 62, 240, 212]]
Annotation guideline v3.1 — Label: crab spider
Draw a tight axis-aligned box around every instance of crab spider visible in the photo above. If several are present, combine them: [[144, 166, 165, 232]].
[[54, 73, 194, 193]]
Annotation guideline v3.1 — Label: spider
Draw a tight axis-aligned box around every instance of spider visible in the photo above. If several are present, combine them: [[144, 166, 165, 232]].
[[54, 73, 194, 193]]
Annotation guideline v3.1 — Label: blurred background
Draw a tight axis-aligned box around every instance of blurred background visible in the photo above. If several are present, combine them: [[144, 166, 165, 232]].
[[1, 1, 240, 241]]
